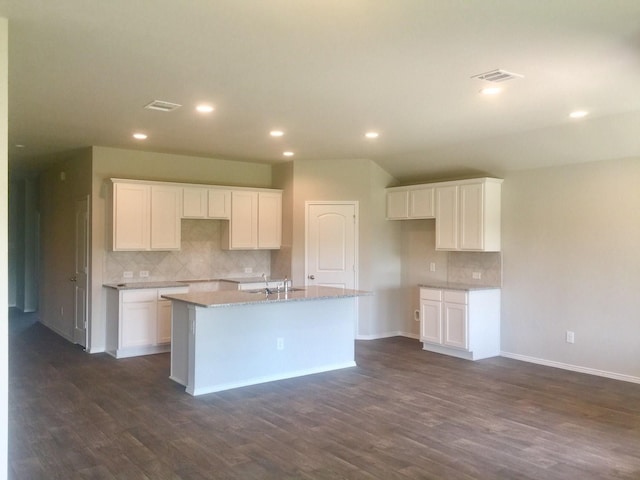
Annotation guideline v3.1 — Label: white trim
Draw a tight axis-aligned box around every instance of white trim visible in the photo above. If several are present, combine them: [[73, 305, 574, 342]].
[[501, 351, 640, 385], [187, 361, 357, 396]]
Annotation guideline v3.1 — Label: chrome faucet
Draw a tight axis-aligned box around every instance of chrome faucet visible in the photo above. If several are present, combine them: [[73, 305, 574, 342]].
[[262, 273, 272, 294]]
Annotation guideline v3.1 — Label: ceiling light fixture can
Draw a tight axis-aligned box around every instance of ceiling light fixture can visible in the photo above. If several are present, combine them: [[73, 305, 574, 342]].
[[270, 130, 284, 137], [283, 151, 294, 157], [133, 133, 148, 140], [569, 110, 588, 119], [365, 132, 379, 139], [480, 87, 502, 95], [196, 104, 214, 113]]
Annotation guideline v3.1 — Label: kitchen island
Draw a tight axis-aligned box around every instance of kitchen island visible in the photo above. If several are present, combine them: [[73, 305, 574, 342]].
[[162, 286, 371, 396]]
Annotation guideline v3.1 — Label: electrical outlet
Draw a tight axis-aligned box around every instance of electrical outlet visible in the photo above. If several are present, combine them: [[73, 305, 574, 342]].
[[566, 331, 575, 344], [123, 271, 133, 278], [429, 262, 436, 272], [472, 272, 482, 280], [414, 309, 420, 321], [139, 270, 149, 278], [276, 337, 284, 350], [244, 267, 253, 274]]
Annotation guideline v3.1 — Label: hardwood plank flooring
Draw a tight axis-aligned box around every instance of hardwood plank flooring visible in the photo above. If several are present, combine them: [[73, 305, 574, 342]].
[[8, 312, 640, 479]]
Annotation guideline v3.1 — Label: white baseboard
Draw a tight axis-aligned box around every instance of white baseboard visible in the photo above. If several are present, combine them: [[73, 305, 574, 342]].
[[500, 351, 640, 385], [356, 331, 419, 340]]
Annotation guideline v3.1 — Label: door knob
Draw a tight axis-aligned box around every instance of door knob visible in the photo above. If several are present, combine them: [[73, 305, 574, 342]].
[[308, 275, 315, 280]]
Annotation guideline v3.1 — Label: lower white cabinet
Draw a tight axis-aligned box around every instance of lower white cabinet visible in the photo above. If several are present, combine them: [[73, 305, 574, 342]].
[[106, 285, 188, 358], [419, 287, 500, 360]]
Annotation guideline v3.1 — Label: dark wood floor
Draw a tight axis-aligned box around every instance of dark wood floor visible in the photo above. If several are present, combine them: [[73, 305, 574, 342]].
[[8, 311, 640, 480]]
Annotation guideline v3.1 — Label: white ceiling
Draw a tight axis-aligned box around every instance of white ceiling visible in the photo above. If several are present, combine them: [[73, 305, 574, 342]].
[[2, 0, 640, 182]]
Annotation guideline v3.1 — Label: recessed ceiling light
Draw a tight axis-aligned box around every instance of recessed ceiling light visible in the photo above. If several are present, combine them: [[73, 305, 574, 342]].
[[15, 144, 25, 148], [365, 132, 379, 139], [196, 104, 214, 113], [480, 87, 502, 95], [270, 130, 284, 137], [569, 110, 589, 119], [283, 151, 294, 157], [133, 133, 148, 140]]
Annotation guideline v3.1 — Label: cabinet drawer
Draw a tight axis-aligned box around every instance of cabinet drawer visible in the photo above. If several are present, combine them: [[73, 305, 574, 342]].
[[420, 288, 442, 301], [122, 289, 157, 303], [444, 290, 468, 304], [157, 287, 189, 299]]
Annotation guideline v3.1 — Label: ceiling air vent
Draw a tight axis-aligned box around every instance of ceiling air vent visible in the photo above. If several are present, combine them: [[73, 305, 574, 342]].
[[144, 100, 183, 112], [471, 69, 524, 83]]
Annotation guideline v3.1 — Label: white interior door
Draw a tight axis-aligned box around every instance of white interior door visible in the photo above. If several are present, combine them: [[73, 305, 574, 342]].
[[305, 202, 357, 289], [73, 196, 89, 347]]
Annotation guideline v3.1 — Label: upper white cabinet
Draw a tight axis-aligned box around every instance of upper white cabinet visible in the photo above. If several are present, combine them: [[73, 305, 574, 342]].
[[222, 190, 282, 250], [150, 185, 182, 250], [435, 178, 502, 252], [208, 189, 231, 219], [386, 186, 435, 220], [110, 179, 280, 251], [182, 187, 231, 219], [112, 182, 150, 250], [387, 177, 502, 251], [111, 180, 181, 251]]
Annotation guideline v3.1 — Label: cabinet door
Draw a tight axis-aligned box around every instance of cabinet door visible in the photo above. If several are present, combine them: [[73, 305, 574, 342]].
[[386, 191, 409, 219], [156, 300, 172, 344], [443, 302, 468, 349], [182, 187, 208, 218], [409, 188, 435, 218], [229, 191, 258, 249], [150, 185, 182, 250], [257, 192, 282, 249], [208, 189, 231, 219], [121, 300, 157, 348], [459, 182, 484, 251], [420, 299, 442, 345], [112, 183, 150, 250], [435, 186, 458, 250]]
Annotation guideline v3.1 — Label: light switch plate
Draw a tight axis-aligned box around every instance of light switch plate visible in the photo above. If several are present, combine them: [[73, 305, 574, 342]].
[[139, 270, 149, 278], [123, 271, 133, 278]]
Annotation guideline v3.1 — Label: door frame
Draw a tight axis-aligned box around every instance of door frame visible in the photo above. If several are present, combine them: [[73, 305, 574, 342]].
[[304, 201, 359, 290], [73, 195, 90, 348]]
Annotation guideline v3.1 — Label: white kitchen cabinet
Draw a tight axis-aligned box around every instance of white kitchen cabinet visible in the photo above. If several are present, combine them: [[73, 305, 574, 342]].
[[386, 186, 435, 220], [111, 182, 150, 250], [208, 188, 231, 219], [182, 187, 208, 218], [106, 285, 188, 358], [110, 180, 181, 251], [257, 191, 282, 248], [150, 185, 182, 250], [419, 287, 500, 360], [435, 178, 502, 251], [222, 189, 282, 250], [182, 187, 231, 219]]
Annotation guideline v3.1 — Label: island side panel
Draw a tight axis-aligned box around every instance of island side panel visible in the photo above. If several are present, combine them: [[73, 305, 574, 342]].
[[188, 297, 357, 396], [169, 301, 191, 386]]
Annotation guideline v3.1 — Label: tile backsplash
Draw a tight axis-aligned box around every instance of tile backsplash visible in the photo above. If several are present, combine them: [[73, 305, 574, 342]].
[[104, 219, 272, 283], [447, 251, 502, 286]]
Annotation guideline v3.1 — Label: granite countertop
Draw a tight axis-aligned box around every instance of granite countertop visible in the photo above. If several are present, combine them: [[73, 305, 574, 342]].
[[419, 281, 501, 291], [218, 276, 287, 284], [162, 285, 372, 308], [103, 281, 190, 290]]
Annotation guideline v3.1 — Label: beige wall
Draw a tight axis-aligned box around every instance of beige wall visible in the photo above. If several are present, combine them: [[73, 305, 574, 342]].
[[501, 157, 640, 380], [90, 146, 273, 352], [39, 149, 92, 340], [290, 158, 404, 338], [1, 16, 8, 477]]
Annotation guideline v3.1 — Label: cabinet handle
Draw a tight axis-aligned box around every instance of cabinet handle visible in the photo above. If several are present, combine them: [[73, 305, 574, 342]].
[[69, 276, 77, 282], [308, 275, 315, 280]]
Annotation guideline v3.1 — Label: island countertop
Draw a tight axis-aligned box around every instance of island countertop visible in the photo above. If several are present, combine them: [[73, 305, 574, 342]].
[[162, 285, 371, 308]]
